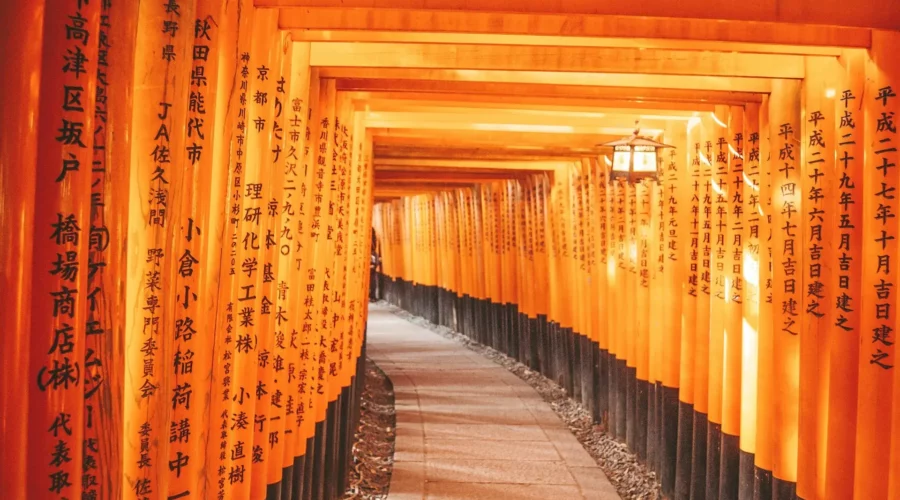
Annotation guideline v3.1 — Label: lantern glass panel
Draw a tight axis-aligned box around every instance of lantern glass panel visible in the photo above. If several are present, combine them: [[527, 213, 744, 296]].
[[612, 147, 632, 174], [632, 146, 658, 174]]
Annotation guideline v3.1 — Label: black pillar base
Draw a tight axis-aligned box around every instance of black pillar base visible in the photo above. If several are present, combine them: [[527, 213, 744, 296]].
[[492, 300, 502, 351], [675, 401, 694, 500], [626, 366, 637, 450], [325, 401, 339, 500], [281, 463, 293, 500], [691, 411, 709, 500], [772, 478, 796, 500], [303, 436, 314, 500], [739, 451, 755, 500], [549, 322, 560, 386], [570, 329, 581, 401], [615, 358, 627, 441], [537, 315, 549, 377], [754, 466, 773, 500], [719, 432, 740, 500], [647, 381, 658, 470], [589, 346, 606, 424], [519, 312, 530, 366], [311, 420, 327, 500], [706, 421, 722, 500], [267, 481, 283, 500], [528, 316, 541, 371], [292, 453, 306, 500], [634, 378, 649, 461], [597, 349, 610, 426], [660, 386, 679, 498]]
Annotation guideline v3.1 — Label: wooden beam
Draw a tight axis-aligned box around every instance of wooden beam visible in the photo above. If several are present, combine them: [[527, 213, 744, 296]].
[[376, 178, 486, 185], [336, 79, 764, 104], [375, 175, 520, 183], [372, 186, 467, 195], [343, 91, 718, 112], [375, 148, 592, 161], [351, 96, 706, 117], [361, 111, 675, 132], [264, 1, 896, 32], [371, 129, 623, 158], [310, 42, 807, 78], [375, 166, 548, 176], [372, 158, 576, 170], [275, 7, 873, 46], [291, 29, 846, 56], [319, 68, 772, 93]]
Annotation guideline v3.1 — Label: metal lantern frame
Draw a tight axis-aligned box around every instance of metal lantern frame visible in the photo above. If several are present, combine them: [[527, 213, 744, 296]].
[[600, 128, 674, 184]]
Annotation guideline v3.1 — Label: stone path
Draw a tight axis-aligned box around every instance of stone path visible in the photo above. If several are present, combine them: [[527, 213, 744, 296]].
[[366, 303, 621, 500]]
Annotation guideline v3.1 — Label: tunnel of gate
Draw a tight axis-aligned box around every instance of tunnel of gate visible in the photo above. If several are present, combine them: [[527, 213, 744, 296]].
[[3, 2, 900, 499]]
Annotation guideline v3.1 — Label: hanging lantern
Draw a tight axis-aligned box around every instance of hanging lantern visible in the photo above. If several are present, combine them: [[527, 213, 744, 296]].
[[600, 122, 673, 184]]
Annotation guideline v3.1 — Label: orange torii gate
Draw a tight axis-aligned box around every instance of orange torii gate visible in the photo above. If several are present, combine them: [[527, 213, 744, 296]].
[[0, 1, 373, 499], [373, 36, 900, 498], [3, 0, 900, 499]]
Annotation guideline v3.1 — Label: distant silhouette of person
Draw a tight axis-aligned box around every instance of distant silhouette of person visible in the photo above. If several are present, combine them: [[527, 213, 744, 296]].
[[370, 228, 382, 301]]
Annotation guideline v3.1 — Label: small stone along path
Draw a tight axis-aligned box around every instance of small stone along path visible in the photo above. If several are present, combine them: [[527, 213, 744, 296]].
[[367, 303, 621, 500]]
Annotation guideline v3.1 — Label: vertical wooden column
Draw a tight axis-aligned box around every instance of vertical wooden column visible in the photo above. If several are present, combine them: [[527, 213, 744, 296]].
[[573, 164, 588, 405], [692, 116, 714, 500], [520, 177, 531, 362], [770, 79, 802, 500], [537, 174, 551, 367], [359, 130, 375, 336], [79, 1, 138, 499], [231, 10, 277, 497], [612, 176, 627, 440], [583, 161, 600, 417], [739, 103, 762, 500], [206, 2, 255, 497], [594, 159, 611, 423], [296, 70, 322, 461], [125, 0, 197, 496], [755, 94, 775, 499], [821, 51, 864, 500], [474, 185, 487, 326], [797, 57, 838, 500], [707, 105, 730, 500], [662, 123, 687, 498], [309, 77, 336, 431], [548, 172, 561, 380], [574, 164, 588, 401], [459, 190, 470, 319], [676, 118, 702, 500], [306, 72, 336, 499], [329, 95, 352, 398], [481, 184, 494, 347], [855, 30, 898, 500], [720, 105, 745, 500], [26, 1, 99, 498], [509, 179, 521, 359], [260, 31, 292, 495], [160, 1, 222, 497], [625, 180, 638, 449], [649, 173, 665, 470], [635, 179, 652, 460], [0, 2, 44, 497], [280, 40, 312, 478]]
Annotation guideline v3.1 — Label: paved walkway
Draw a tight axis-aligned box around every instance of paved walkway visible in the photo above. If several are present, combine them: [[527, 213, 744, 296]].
[[367, 303, 621, 500]]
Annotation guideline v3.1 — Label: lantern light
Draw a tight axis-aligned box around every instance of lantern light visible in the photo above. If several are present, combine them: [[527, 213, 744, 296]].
[[599, 121, 674, 184]]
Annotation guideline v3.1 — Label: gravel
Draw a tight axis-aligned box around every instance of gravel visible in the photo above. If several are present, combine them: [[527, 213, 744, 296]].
[[385, 301, 663, 500], [342, 358, 397, 500]]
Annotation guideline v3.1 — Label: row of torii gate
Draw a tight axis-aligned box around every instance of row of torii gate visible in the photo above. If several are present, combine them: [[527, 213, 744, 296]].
[[2, 0, 900, 499]]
